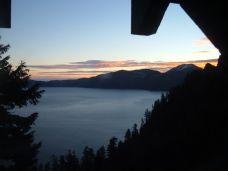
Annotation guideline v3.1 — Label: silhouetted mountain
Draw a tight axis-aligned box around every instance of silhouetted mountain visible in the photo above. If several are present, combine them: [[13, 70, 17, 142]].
[[166, 64, 201, 75], [33, 64, 201, 91]]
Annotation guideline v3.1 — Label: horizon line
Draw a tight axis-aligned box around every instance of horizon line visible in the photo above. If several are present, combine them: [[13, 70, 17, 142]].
[[30, 58, 218, 81]]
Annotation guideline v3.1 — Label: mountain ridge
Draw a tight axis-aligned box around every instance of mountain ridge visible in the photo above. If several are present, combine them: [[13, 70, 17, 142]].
[[32, 64, 202, 91]]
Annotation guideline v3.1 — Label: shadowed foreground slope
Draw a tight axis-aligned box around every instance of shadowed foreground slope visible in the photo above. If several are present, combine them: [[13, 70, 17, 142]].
[[115, 64, 227, 171]]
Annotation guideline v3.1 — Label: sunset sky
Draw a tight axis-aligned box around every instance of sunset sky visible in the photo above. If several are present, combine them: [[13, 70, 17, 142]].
[[0, 0, 220, 80]]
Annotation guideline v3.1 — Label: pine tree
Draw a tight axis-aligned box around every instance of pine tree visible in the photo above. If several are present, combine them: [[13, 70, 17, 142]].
[[0, 41, 44, 170], [65, 150, 80, 171], [107, 137, 118, 159], [81, 146, 95, 171], [94, 146, 106, 171], [124, 129, 131, 142], [131, 123, 139, 138], [50, 155, 59, 171]]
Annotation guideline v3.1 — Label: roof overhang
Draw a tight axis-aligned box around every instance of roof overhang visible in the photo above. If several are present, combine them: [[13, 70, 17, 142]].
[[131, 0, 228, 54], [0, 0, 11, 28]]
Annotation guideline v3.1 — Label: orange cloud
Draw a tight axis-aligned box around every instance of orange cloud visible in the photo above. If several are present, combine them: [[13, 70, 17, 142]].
[[195, 37, 212, 46], [29, 59, 218, 80], [192, 50, 211, 54]]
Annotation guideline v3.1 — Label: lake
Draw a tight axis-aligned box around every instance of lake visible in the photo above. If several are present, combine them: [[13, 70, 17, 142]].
[[16, 87, 162, 162]]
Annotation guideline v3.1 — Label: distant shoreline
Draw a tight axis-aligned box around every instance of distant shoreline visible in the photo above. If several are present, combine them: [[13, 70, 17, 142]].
[[39, 86, 164, 92], [30, 64, 202, 91]]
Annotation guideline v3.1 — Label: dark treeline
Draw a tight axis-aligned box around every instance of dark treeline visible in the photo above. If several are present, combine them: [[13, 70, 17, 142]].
[[39, 63, 228, 171]]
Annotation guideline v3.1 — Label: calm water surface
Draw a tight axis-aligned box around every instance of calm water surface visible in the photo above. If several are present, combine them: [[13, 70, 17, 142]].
[[17, 87, 162, 161]]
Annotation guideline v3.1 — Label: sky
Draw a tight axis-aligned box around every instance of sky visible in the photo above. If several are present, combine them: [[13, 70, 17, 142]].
[[0, 0, 220, 80]]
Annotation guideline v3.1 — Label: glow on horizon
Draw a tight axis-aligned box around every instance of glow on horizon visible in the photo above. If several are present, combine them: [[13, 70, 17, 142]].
[[29, 58, 218, 80]]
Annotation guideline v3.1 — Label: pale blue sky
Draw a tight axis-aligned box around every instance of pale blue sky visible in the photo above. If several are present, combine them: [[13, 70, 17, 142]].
[[0, 0, 219, 79]]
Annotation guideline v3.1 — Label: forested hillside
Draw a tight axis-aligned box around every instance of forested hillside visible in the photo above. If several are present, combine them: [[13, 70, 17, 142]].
[[39, 63, 227, 171]]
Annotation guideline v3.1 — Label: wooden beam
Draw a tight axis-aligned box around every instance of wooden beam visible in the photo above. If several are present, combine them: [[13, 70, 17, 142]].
[[131, 0, 169, 35], [0, 0, 11, 28]]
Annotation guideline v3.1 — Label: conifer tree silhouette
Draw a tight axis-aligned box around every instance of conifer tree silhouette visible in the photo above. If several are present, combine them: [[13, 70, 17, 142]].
[[0, 41, 44, 171]]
